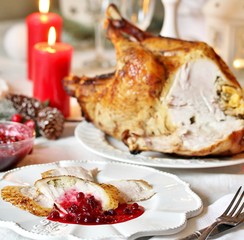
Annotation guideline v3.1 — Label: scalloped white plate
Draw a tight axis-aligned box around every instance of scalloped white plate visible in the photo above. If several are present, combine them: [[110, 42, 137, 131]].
[[75, 121, 244, 169], [0, 160, 202, 240]]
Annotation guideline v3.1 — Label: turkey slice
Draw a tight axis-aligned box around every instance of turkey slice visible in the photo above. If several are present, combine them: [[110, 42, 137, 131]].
[[108, 179, 155, 202], [41, 166, 98, 181], [35, 176, 120, 211], [1, 186, 52, 216]]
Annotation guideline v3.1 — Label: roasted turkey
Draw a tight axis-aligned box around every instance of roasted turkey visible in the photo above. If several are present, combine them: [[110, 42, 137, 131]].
[[64, 4, 244, 157]]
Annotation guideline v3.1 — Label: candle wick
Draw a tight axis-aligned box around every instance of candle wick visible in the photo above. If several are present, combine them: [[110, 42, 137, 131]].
[[47, 46, 56, 53]]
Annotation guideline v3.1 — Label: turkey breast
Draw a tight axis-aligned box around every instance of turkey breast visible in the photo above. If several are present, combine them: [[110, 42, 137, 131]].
[[64, 4, 244, 156]]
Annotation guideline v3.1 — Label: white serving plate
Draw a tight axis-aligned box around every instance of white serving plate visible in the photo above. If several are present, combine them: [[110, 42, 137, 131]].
[[0, 160, 202, 240], [75, 121, 244, 169]]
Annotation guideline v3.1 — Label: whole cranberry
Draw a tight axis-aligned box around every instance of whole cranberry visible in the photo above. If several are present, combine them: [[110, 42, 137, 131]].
[[11, 114, 23, 123], [24, 119, 36, 130], [49, 210, 60, 220], [77, 192, 85, 201]]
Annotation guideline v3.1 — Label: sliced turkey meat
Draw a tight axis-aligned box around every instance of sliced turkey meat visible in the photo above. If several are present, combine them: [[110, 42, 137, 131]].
[[35, 176, 120, 211], [41, 166, 98, 181], [1, 186, 53, 216], [108, 179, 155, 203]]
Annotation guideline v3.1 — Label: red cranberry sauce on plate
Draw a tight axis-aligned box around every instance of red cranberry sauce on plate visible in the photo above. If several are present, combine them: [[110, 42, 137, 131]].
[[47, 189, 144, 225]]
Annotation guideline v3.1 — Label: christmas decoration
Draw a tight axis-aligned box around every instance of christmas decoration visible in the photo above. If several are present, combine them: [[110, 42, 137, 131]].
[[37, 107, 65, 140], [6, 93, 45, 120], [11, 113, 23, 123], [2, 94, 65, 140]]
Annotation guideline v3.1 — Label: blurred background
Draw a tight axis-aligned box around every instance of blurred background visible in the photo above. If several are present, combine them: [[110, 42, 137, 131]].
[[0, 0, 208, 43], [0, 0, 243, 83]]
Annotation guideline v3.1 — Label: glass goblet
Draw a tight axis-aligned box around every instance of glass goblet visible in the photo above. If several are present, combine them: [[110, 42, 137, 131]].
[[84, 0, 121, 69], [122, 0, 156, 31]]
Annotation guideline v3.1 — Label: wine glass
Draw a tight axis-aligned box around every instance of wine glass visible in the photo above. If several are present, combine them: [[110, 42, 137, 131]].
[[121, 0, 156, 31], [84, 0, 121, 69], [84, 0, 155, 69]]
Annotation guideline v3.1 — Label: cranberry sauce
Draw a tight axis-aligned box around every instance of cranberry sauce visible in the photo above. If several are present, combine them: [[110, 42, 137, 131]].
[[0, 122, 34, 170], [0, 122, 33, 144], [0, 130, 25, 144], [0, 134, 25, 144], [47, 190, 144, 225]]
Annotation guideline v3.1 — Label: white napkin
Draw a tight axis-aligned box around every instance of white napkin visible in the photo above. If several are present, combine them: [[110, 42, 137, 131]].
[[151, 193, 244, 240], [0, 229, 32, 240]]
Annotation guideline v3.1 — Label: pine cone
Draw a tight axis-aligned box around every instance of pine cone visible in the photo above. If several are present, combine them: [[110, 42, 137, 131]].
[[37, 107, 64, 139], [6, 94, 44, 120]]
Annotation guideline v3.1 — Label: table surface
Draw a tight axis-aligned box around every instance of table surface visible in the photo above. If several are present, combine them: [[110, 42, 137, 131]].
[[0, 20, 243, 240]]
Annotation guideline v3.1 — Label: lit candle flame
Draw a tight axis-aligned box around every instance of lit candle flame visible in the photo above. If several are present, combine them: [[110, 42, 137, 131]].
[[233, 58, 244, 69], [48, 27, 56, 46], [39, 0, 50, 14]]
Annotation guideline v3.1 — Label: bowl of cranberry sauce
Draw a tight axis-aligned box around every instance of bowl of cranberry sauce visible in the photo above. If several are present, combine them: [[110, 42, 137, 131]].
[[0, 121, 35, 171]]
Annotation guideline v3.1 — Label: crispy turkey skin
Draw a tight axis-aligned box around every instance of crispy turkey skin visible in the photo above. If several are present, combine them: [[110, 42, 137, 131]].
[[64, 4, 244, 157]]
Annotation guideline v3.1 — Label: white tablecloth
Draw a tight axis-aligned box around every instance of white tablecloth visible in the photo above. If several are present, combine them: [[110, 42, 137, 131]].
[[0, 20, 243, 240], [0, 122, 243, 240]]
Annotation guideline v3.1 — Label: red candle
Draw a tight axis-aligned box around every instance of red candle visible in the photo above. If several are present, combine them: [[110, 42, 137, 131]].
[[33, 27, 73, 118], [26, 0, 62, 80]]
